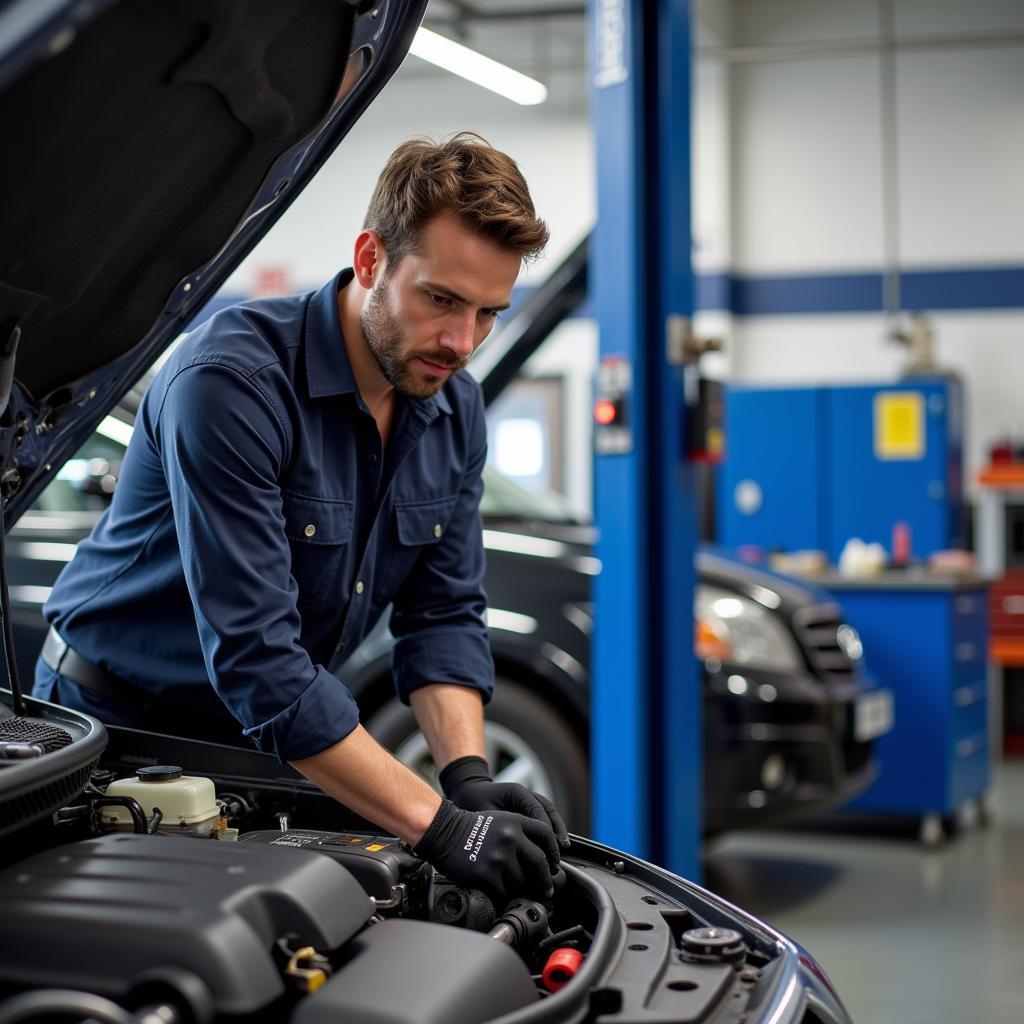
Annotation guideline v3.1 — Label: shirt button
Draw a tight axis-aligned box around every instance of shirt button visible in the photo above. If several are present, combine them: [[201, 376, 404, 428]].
[[367, 452, 379, 463], [304, 524, 316, 538], [433, 524, 442, 538], [355, 580, 364, 595]]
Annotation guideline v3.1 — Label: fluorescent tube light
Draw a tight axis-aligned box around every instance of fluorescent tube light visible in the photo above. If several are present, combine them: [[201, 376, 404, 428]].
[[410, 27, 548, 106], [96, 415, 134, 446]]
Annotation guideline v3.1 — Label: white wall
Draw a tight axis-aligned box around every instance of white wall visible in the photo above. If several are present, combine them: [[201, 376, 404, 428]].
[[714, 0, 1024, 494], [226, 67, 593, 294], [897, 45, 1024, 266], [730, 53, 885, 274], [693, 1, 734, 275]]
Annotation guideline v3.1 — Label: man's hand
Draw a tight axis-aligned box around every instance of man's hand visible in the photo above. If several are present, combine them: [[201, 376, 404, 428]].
[[440, 755, 570, 848], [414, 799, 560, 900], [290, 729, 563, 903]]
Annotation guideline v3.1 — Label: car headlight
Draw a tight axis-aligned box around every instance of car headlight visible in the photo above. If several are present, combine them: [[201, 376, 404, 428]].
[[695, 585, 805, 674]]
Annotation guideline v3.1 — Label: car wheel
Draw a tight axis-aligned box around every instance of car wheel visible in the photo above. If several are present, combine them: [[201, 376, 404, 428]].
[[367, 677, 590, 833]]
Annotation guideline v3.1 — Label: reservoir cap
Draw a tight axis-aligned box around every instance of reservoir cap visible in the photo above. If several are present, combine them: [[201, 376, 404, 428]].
[[136, 765, 183, 782], [680, 927, 746, 964]]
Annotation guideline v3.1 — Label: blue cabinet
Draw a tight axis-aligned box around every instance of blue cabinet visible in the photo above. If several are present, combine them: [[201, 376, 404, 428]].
[[822, 578, 991, 822], [719, 387, 827, 553], [718, 380, 965, 563], [826, 382, 964, 563]]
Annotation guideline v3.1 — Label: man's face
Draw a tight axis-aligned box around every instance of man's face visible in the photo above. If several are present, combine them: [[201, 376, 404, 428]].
[[359, 211, 521, 399]]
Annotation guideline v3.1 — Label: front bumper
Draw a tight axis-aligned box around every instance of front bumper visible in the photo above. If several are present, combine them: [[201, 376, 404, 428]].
[[703, 667, 885, 832]]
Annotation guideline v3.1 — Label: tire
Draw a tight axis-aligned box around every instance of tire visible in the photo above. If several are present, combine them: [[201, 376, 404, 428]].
[[366, 676, 590, 833]]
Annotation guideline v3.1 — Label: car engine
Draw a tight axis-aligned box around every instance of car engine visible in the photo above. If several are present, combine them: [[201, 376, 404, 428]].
[[0, 698, 830, 1024], [0, 722, 582, 1024]]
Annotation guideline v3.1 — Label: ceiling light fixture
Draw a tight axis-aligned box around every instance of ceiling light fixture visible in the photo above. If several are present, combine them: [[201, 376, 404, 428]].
[[409, 27, 548, 106]]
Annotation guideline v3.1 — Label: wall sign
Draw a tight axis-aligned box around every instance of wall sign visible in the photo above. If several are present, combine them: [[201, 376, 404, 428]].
[[874, 391, 926, 460]]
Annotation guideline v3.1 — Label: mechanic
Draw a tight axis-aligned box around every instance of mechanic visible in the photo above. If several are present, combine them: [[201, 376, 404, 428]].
[[33, 133, 568, 902]]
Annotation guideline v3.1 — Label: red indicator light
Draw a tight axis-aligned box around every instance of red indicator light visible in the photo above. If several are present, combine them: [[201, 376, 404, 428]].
[[594, 399, 618, 426]]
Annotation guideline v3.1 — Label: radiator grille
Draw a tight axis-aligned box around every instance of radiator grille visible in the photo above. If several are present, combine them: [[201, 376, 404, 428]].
[[792, 603, 856, 679]]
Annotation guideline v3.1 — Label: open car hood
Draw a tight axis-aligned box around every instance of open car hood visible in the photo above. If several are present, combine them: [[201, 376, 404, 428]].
[[0, 0, 427, 525]]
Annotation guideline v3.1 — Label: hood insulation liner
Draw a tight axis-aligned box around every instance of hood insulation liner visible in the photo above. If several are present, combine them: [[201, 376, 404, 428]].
[[0, 0, 355, 401]]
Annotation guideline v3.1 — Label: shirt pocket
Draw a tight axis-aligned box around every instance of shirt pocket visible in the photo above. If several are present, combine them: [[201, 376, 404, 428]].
[[395, 495, 459, 546], [282, 493, 354, 606], [283, 493, 354, 545], [378, 495, 459, 599]]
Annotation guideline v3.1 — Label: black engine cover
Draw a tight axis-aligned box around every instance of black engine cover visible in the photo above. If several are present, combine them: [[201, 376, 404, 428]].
[[0, 833, 372, 1014], [292, 919, 536, 1024], [239, 829, 430, 903]]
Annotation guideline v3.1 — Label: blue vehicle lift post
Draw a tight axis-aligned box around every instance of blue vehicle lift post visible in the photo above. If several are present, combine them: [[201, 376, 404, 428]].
[[589, 0, 701, 878]]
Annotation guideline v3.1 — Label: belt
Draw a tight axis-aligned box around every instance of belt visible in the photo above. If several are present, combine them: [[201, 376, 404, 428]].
[[42, 626, 163, 713], [40, 626, 238, 743]]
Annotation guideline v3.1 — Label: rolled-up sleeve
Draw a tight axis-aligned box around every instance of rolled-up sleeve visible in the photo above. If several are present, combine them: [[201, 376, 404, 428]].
[[155, 360, 359, 761], [389, 389, 494, 704]]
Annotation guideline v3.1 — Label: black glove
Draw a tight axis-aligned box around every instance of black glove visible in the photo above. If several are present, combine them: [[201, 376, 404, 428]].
[[413, 799, 560, 901], [439, 755, 570, 848]]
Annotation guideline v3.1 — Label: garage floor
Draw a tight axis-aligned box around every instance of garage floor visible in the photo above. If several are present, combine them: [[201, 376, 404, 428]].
[[705, 759, 1024, 1024]]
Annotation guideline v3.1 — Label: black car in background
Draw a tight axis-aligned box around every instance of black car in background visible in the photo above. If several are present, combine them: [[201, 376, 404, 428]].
[[7, 391, 890, 833]]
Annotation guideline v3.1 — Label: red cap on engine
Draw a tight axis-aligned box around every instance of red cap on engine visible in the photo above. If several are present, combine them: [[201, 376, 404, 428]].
[[542, 948, 584, 992]]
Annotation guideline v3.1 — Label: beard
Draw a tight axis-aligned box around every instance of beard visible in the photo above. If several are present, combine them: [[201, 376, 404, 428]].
[[359, 276, 465, 399]]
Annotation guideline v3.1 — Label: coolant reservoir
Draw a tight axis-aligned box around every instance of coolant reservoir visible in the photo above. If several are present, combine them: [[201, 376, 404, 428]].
[[103, 765, 220, 831]]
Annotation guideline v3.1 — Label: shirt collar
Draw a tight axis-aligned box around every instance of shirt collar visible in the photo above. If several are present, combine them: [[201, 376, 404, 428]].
[[304, 269, 452, 418], [304, 269, 359, 400]]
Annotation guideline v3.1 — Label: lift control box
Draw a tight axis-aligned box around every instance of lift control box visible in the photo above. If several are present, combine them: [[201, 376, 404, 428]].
[[594, 355, 632, 455]]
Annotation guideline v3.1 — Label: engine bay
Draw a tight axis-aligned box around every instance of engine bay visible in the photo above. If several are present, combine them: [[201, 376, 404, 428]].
[[0, 714, 790, 1024]]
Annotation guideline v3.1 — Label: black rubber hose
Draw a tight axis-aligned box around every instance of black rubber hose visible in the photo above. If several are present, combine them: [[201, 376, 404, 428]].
[[91, 795, 148, 834], [536, 924, 587, 954], [0, 989, 134, 1024]]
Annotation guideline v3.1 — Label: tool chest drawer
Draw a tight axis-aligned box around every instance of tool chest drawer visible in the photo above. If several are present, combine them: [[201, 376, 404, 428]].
[[823, 579, 992, 819]]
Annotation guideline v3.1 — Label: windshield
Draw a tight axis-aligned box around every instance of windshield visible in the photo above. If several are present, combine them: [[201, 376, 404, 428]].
[[479, 466, 578, 523]]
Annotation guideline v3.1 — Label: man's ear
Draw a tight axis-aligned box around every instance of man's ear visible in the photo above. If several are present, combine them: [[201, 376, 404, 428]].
[[353, 230, 386, 289]]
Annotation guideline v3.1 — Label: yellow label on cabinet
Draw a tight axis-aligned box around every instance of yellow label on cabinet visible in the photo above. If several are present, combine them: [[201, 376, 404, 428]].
[[874, 391, 925, 460]]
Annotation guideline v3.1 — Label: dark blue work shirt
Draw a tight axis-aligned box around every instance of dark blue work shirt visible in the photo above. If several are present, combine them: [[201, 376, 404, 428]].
[[40, 270, 494, 760]]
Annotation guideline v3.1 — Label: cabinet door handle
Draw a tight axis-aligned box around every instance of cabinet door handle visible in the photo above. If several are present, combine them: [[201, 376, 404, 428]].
[[955, 735, 984, 759], [955, 642, 977, 662], [954, 685, 982, 707]]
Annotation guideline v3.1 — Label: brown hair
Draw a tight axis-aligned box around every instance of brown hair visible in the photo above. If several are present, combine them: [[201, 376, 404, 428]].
[[364, 132, 549, 267]]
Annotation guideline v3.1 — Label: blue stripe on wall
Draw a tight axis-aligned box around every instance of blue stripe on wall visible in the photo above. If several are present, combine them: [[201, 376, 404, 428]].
[[900, 267, 1024, 311], [695, 272, 731, 312], [698, 266, 1024, 315], [187, 264, 1024, 330], [729, 272, 883, 315]]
